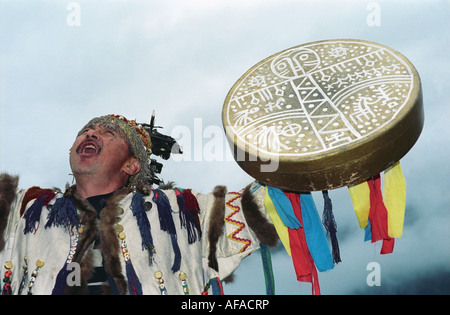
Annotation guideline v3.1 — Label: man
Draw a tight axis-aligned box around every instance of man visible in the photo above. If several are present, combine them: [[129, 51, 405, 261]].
[[0, 114, 278, 295]]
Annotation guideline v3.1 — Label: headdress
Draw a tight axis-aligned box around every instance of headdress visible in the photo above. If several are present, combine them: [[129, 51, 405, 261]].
[[78, 113, 181, 187]]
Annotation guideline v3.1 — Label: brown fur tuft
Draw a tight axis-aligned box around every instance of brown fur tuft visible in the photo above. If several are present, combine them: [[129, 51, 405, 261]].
[[0, 173, 19, 251], [241, 184, 279, 247], [208, 185, 227, 271], [98, 187, 130, 295]]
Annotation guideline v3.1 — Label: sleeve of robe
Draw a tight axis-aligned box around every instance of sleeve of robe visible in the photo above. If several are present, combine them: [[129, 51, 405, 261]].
[[193, 182, 278, 281], [0, 174, 26, 277]]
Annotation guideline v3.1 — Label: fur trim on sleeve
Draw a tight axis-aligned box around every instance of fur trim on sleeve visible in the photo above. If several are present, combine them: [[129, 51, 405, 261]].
[[208, 185, 227, 272], [0, 173, 19, 251], [241, 184, 279, 247]]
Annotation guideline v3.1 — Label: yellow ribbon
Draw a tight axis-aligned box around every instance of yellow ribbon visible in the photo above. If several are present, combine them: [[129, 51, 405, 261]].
[[383, 162, 406, 238], [264, 187, 291, 256], [348, 181, 371, 229]]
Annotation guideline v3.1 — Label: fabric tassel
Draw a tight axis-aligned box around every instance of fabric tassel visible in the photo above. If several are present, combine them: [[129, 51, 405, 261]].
[[23, 192, 55, 234], [175, 189, 202, 244], [152, 189, 182, 272], [382, 162, 406, 238], [368, 175, 394, 254], [153, 189, 176, 234], [300, 193, 334, 272], [23, 195, 45, 234], [45, 196, 79, 229], [181, 189, 201, 226], [170, 234, 182, 273], [51, 264, 70, 295], [267, 186, 302, 229], [130, 192, 155, 260], [125, 260, 143, 295], [260, 243, 275, 295], [264, 187, 291, 256], [321, 190, 341, 264]]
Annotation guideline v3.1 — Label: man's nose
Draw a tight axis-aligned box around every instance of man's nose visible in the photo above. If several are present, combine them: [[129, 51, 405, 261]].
[[85, 129, 99, 139]]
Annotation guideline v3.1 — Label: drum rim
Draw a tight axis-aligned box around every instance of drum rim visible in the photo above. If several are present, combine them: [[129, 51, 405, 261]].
[[222, 39, 424, 191]]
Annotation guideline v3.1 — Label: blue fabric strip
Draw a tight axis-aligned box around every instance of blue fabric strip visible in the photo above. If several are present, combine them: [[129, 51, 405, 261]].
[[364, 220, 372, 242], [300, 193, 334, 272], [267, 186, 302, 229]]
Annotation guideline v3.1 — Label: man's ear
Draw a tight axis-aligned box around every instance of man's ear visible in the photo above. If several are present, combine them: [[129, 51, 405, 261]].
[[123, 157, 141, 176]]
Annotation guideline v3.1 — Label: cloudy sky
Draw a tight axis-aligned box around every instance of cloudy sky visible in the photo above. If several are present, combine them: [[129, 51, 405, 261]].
[[1, 0, 449, 294]]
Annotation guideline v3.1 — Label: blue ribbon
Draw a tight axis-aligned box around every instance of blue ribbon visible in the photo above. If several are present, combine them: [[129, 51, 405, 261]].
[[300, 193, 334, 272], [364, 220, 372, 242], [266, 186, 302, 229]]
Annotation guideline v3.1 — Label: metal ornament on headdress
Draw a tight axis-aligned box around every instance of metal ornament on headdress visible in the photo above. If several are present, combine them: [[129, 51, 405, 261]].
[[222, 39, 424, 192]]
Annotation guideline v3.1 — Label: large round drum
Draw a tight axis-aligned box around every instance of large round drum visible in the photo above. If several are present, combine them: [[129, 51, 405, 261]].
[[222, 39, 423, 191]]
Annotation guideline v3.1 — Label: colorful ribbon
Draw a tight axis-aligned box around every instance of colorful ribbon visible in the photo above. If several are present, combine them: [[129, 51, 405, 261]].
[[348, 181, 371, 229], [348, 166, 402, 255], [368, 175, 394, 254], [285, 192, 321, 295], [260, 243, 275, 295], [264, 187, 291, 256], [266, 186, 302, 229], [299, 193, 334, 272], [383, 162, 406, 238]]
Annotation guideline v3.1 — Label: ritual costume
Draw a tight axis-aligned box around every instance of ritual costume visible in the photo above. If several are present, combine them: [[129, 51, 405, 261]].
[[0, 115, 278, 295], [1, 39, 423, 295]]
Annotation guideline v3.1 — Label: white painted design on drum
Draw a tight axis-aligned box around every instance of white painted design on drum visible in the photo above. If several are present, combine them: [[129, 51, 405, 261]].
[[225, 40, 414, 157]]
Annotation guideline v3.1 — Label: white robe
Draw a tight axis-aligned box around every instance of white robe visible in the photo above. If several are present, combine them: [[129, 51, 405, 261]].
[[0, 182, 271, 295]]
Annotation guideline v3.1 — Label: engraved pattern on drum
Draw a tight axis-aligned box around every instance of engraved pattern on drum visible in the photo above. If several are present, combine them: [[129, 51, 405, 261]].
[[225, 40, 414, 157]]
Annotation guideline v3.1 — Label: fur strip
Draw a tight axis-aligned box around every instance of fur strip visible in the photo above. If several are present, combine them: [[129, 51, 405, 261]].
[[208, 185, 227, 271], [64, 185, 98, 294], [0, 173, 19, 251], [99, 187, 130, 295], [241, 184, 279, 247]]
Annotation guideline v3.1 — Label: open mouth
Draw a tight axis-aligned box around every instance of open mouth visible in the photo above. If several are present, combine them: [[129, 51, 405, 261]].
[[77, 140, 101, 155]]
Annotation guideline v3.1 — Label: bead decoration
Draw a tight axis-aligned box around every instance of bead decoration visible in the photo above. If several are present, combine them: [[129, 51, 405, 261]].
[[67, 228, 80, 265], [154, 271, 167, 295], [120, 239, 130, 262], [2, 261, 13, 295], [178, 272, 189, 295], [27, 259, 44, 295], [202, 282, 210, 295], [18, 257, 28, 294]]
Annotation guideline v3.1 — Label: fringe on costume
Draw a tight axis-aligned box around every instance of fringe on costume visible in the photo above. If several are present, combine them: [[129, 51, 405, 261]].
[[175, 188, 202, 244], [23, 190, 55, 234]]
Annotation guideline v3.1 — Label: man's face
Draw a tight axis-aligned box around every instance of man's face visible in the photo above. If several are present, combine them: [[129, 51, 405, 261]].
[[69, 124, 135, 184]]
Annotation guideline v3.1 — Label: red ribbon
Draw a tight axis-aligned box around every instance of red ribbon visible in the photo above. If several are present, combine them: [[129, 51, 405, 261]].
[[285, 192, 321, 295], [368, 175, 394, 254]]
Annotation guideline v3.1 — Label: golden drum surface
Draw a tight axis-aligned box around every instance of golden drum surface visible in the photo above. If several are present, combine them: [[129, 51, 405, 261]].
[[222, 39, 423, 191]]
